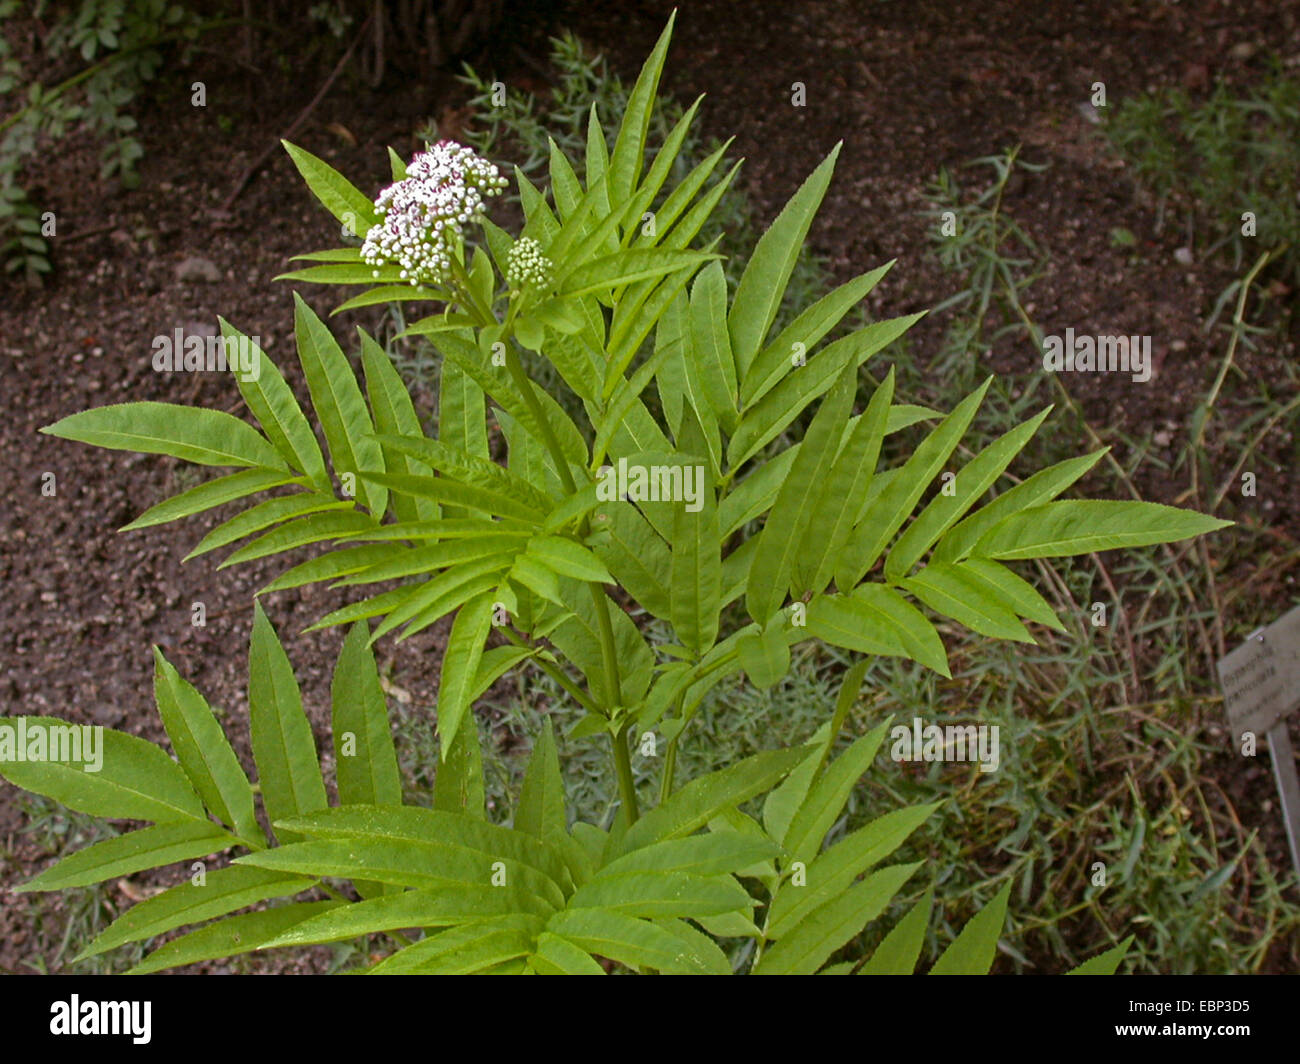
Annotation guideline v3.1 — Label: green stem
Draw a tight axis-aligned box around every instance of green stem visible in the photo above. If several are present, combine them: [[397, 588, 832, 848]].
[[448, 251, 496, 327], [1195, 245, 1281, 462], [499, 626, 602, 715], [502, 343, 576, 492], [659, 737, 678, 804], [588, 582, 622, 703], [658, 686, 687, 803], [611, 724, 640, 823], [450, 254, 628, 814], [588, 580, 630, 817], [502, 341, 627, 801]]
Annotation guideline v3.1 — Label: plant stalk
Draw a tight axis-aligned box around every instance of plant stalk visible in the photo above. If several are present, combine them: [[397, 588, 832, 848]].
[[659, 737, 677, 804], [611, 724, 640, 822], [499, 626, 602, 716], [494, 313, 630, 810]]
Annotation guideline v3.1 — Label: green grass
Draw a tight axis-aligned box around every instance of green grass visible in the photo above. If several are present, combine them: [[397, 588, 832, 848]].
[[831, 145, 1300, 973], [6, 795, 147, 974], [1103, 59, 1300, 323]]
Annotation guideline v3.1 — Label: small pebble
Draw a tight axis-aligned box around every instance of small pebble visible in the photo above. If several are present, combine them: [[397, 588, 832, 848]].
[[175, 256, 222, 284]]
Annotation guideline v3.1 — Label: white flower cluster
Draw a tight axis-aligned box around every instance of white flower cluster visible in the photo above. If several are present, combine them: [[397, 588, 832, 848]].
[[506, 237, 553, 290], [361, 140, 507, 287]]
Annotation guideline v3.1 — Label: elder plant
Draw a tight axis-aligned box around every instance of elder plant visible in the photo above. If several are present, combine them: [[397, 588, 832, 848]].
[[11, 17, 1227, 974]]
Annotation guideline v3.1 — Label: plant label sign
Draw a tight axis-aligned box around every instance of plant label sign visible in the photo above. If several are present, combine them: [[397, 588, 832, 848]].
[[1217, 604, 1300, 740], [1217, 603, 1300, 887]]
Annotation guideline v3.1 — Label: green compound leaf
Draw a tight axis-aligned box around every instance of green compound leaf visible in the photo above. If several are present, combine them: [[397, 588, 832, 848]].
[[754, 862, 922, 975], [435, 592, 497, 760], [858, 888, 934, 975], [153, 649, 261, 844], [929, 879, 1013, 975], [292, 293, 387, 517], [128, 901, 343, 974], [77, 865, 316, 961], [331, 623, 402, 808], [0, 717, 206, 825], [970, 500, 1233, 560], [16, 822, 240, 894], [283, 140, 378, 232], [42, 402, 287, 470], [249, 603, 328, 841], [729, 143, 841, 380]]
